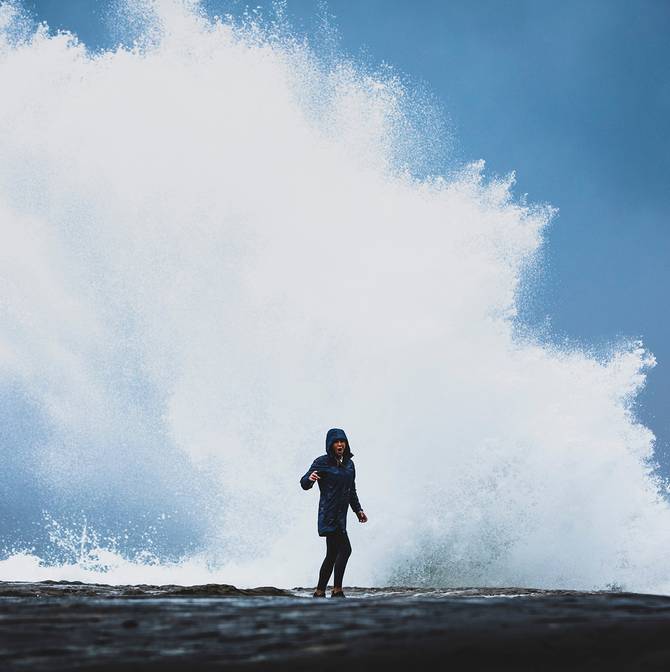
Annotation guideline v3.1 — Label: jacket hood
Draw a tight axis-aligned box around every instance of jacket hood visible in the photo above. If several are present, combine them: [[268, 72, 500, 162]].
[[326, 427, 353, 459]]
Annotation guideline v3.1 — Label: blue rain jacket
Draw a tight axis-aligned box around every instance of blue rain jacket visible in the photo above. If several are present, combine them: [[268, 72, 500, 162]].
[[300, 428, 363, 537]]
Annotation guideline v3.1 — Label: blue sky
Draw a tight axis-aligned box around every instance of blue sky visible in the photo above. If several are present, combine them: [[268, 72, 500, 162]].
[[21, 0, 670, 470]]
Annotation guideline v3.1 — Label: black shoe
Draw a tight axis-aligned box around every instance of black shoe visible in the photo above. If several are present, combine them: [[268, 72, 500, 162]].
[[313, 590, 326, 598], [331, 590, 346, 598]]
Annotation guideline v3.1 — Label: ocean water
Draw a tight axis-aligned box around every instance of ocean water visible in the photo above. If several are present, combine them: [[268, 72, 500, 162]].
[[0, 0, 668, 593]]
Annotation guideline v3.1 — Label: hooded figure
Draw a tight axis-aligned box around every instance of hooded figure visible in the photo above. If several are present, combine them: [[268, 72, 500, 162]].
[[300, 428, 363, 536]]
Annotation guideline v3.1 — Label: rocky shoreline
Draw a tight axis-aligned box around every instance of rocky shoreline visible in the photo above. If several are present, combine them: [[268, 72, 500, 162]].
[[1, 581, 670, 670]]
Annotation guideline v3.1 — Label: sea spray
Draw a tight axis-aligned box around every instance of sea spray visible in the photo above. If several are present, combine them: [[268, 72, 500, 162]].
[[0, 0, 668, 592]]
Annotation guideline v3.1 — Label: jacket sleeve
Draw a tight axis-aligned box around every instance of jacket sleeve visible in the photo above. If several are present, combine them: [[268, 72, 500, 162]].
[[300, 458, 322, 490], [349, 467, 362, 513]]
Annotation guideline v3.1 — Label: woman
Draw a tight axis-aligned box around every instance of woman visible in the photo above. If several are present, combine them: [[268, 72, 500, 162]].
[[300, 428, 368, 598]]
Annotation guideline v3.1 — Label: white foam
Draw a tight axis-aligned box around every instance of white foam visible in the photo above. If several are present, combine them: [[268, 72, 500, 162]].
[[0, 0, 668, 593]]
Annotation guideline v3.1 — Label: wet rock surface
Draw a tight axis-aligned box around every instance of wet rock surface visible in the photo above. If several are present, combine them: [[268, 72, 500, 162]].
[[1, 581, 670, 670], [0, 580, 292, 599]]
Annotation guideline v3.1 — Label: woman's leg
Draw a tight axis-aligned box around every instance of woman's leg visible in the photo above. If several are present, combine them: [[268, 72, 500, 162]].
[[316, 534, 339, 591], [332, 531, 352, 590]]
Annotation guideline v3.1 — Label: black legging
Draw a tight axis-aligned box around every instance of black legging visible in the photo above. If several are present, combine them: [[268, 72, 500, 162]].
[[317, 530, 352, 590]]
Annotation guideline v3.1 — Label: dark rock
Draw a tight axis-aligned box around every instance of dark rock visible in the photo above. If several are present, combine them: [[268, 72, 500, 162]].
[[2, 582, 670, 670]]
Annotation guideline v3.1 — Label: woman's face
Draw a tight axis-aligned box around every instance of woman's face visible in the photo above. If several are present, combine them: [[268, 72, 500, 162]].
[[332, 439, 346, 458]]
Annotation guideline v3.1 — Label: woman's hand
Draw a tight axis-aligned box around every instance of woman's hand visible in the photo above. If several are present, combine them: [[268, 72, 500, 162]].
[[308, 471, 321, 482], [357, 511, 368, 523]]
